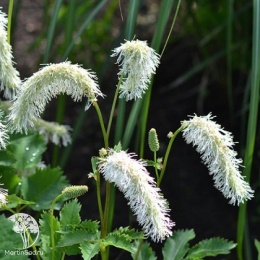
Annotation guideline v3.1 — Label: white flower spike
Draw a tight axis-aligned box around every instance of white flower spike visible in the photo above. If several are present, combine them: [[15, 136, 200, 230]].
[[98, 149, 174, 242], [0, 179, 8, 205], [8, 61, 104, 133], [181, 113, 254, 206], [0, 110, 9, 149], [111, 39, 160, 101], [34, 119, 72, 146], [0, 8, 21, 99]]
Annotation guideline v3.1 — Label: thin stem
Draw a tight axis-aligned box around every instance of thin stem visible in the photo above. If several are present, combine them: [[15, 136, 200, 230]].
[[96, 170, 104, 223], [134, 239, 143, 260], [107, 75, 123, 139], [158, 126, 183, 187], [154, 151, 159, 181], [49, 194, 63, 260], [93, 101, 108, 149], [7, 0, 14, 44], [160, 0, 182, 57]]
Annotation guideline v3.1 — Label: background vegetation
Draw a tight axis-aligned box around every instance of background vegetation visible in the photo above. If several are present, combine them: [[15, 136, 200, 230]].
[[1, 0, 259, 259]]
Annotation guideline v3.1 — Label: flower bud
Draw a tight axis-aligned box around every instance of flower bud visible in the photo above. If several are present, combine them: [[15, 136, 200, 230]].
[[62, 185, 88, 199], [148, 128, 160, 152]]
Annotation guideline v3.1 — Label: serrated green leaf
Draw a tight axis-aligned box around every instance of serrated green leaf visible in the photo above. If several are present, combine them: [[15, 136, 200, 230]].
[[255, 239, 260, 260], [21, 167, 69, 210], [132, 241, 157, 260], [162, 229, 196, 260], [57, 220, 100, 248], [39, 212, 62, 259], [103, 230, 139, 253], [80, 241, 101, 260], [0, 215, 24, 250], [57, 229, 99, 247], [6, 194, 35, 208], [101, 227, 144, 254], [63, 244, 81, 256], [60, 199, 81, 227], [0, 166, 20, 194], [7, 133, 46, 171], [110, 227, 144, 241], [80, 220, 100, 232], [0, 252, 29, 260], [185, 237, 236, 259], [0, 150, 16, 166]]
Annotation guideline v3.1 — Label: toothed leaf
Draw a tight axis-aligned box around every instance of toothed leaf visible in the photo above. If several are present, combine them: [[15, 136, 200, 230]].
[[57, 220, 100, 247], [21, 167, 69, 210], [162, 229, 195, 260], [39, 212, 62, 259], [185, 237, 236, 259], [132, 241, 157, 260], [103, 227, 144, 253], [80, 241, 101, 260], [60, 199, 81, 226]]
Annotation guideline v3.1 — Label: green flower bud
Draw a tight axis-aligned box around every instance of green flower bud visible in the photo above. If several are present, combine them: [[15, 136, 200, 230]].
[[148, 128, 159, 152], [62, 185, 88, 199]]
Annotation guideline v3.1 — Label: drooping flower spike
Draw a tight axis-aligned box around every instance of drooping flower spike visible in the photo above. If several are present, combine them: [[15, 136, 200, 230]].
[[33, 119, 72, 147], [181, 113, 254, 206], [0, 8, 21, 99], [98, 148, 174, 242], [0, 110, 9, 149], [0, 178, 8, 205], [8, 61, 104, 133], [111, 39, 160, 101]]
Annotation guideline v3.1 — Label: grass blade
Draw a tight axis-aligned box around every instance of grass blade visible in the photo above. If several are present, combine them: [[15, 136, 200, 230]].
[[237, 0, 260, 259]]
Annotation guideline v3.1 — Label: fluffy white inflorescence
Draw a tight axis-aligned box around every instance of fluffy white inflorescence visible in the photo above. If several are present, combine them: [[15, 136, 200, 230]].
[[34, 119, 72, 146], [0, 9, 21, 99], [8, 61, 104, 133], [181, 113, 254, 206], [0, 110, 9, 149], [0, 178, 8, 205], [111, 39, 160, 101], [98, 149, 174, 242]]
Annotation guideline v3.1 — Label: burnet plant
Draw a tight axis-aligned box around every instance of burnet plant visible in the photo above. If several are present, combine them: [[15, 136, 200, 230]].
[[0, 7, 254, 260]]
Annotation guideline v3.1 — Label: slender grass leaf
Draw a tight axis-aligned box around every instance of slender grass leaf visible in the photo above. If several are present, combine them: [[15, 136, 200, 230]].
[[43, 0, 63, 63], [237, 0, 260, 258], [255, 239, 260, 260]]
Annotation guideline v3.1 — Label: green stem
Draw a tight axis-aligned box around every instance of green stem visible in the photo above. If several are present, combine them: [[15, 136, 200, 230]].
[[7, 0, 14, 44], [93, 101, 108, 149], [158, 126, 183, 187], [160, 0, 182, 57], [237, 0, 260, 258], [50, 194, 63, 260], [96, 170, 104, 223], [107, 75, 123, 139], [154, 151, 159, 181], [134, 239, 143, 260]]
